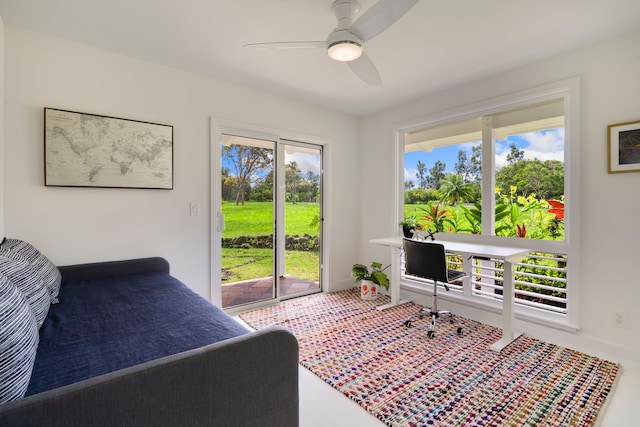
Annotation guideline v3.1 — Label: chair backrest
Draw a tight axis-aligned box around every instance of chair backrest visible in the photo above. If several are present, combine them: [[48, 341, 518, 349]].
[[403, 238, 448, 283]]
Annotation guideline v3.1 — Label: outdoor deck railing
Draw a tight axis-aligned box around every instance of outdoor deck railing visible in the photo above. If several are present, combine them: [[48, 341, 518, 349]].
[[401, 251, 568, 315]]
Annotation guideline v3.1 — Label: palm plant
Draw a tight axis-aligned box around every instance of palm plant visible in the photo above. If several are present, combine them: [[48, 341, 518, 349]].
[[438, 173, 476, 205]]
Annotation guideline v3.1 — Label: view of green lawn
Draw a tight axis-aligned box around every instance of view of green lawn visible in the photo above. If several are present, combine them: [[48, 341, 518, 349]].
[[221, 201, 320, 283], [221, 201, 319, 237]]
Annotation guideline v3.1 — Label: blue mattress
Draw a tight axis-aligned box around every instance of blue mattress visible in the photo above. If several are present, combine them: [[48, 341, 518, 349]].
[[26, 272, 249, 395]]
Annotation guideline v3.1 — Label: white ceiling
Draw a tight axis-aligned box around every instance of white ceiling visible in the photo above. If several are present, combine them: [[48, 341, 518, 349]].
[[2, 0, 640, 116]]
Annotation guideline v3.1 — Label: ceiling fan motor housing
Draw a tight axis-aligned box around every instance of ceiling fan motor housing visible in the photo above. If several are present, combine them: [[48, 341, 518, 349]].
[[327, 0, 363, 61], [327, 29, 363, 61]]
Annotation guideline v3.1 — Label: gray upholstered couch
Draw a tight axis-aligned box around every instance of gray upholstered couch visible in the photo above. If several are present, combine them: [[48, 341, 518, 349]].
[[0, 238, 299, 427]]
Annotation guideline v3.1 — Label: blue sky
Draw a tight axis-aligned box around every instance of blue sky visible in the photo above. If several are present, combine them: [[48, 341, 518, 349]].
[[404, 129, 565, 186]]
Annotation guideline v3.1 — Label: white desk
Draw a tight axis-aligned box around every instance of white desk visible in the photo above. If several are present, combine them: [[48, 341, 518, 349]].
[[370, 236, 530, 352]]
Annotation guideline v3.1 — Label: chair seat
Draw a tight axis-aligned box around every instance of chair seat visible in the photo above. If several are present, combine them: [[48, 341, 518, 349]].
[[447, 269, 466, 282]]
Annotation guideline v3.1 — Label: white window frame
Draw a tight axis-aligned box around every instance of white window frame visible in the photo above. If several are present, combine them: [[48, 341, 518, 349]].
[[393, 78, 581, 331]]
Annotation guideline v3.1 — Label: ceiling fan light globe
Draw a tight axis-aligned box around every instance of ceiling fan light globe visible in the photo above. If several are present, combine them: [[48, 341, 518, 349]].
[[327, 41, 363, 62]]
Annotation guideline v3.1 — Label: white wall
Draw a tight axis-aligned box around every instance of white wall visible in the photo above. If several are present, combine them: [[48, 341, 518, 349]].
[[3, 27, 360, 299], [359, 29, 640, 361]]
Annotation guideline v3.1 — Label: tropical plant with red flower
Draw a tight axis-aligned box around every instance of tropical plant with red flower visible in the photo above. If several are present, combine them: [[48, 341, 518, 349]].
[[547, 199, 564, 220], [545, 198, 565, 239], [417, 201, 453, 232]]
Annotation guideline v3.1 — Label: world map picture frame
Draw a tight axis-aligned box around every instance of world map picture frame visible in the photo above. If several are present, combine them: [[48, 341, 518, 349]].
[[608, 119, 640, 174], [44, 108, 173, 189]]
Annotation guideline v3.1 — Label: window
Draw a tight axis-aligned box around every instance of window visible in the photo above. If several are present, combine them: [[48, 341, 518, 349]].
[[397, 79, 580, 329], [404, 99, 564, 239]]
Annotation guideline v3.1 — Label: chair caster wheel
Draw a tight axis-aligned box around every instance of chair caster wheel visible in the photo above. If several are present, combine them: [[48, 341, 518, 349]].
[[404, 320, 412, 327], [427, 331, 435, 338], [456, 327, 463, 336]]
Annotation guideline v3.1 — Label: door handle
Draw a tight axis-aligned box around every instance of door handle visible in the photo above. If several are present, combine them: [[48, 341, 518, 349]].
[[217, 212, 225, 232]]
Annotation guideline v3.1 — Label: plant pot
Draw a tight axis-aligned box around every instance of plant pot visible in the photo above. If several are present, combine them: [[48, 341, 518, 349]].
[[360, 279, 379, 301]]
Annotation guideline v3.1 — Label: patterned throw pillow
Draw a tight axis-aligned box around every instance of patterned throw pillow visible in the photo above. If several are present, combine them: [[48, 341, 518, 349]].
[[0, 238, 62, 304], [0, 273, 39, 403], [0, 255, 50, 327]]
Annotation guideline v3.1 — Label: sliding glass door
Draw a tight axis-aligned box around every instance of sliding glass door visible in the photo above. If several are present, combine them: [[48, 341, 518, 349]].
[[278, 141, 322, 299], [219, 133, 276, 308], [214, 130, 322, 309]]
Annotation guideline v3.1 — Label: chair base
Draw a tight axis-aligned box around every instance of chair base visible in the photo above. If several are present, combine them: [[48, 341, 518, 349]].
[[403, 307, 463, 338]]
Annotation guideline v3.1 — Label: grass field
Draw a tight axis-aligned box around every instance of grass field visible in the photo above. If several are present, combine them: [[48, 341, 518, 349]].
[[221, 248, 320, 283], [221, 201, 319, 238], [221, 201, 320, 283]]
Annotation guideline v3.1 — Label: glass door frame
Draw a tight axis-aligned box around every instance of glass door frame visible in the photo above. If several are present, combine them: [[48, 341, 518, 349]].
[[277, 139, 324, 302], [210, 121, 324, 310]]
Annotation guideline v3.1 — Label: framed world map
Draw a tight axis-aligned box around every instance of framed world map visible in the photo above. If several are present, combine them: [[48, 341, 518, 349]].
[[44, 108, 173, 189]]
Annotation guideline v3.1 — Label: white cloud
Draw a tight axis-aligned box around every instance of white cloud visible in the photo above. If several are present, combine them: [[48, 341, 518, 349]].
[[404, 167, 417, 187], [285, 152, 320, 175], [496, 129, 564, 169]]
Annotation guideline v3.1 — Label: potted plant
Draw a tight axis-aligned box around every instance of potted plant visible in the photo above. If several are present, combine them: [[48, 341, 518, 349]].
[[399, 213, 420, 238], [351, 262, 390, 301]]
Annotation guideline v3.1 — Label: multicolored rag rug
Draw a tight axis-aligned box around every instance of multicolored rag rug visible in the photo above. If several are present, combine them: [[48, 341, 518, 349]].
[[240, 288, 619, 427]]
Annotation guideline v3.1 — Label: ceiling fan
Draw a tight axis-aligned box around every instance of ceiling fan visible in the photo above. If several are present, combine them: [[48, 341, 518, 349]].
[[243, 0, 419, 86]]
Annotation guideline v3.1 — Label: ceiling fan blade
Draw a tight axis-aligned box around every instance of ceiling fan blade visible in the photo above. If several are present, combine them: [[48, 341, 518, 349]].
[[350, 0, 418, 42], [243, 41, 325, 50], [347, 53, 382, 86]]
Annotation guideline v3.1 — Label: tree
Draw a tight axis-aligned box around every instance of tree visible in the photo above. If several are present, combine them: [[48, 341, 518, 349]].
[[415, 160, 428, 188], [495, 159, 564, 200], [404, 180, 414, 190], [285, 161, 302, 204], [304, 171, 320, 202], [426, 160, 446, 189], [506, 142, 524, 165], [404, 188, 439, 204], [250, 169, 273, 202], [438, 173, 476, 205], [296, 180, 314, 202], [454, 148, 482, 183], [220, 167, 237, 202], [454, 149, 469, 180], [222, 145, 272, 206], [469, 145, 482, 183]]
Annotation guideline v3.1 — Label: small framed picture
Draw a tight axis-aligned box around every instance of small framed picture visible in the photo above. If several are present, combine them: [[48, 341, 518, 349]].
[[608, 119, 640, 174]]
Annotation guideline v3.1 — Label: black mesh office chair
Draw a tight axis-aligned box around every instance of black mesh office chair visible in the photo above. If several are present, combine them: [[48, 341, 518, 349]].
[[402, 238, 467, 338]]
